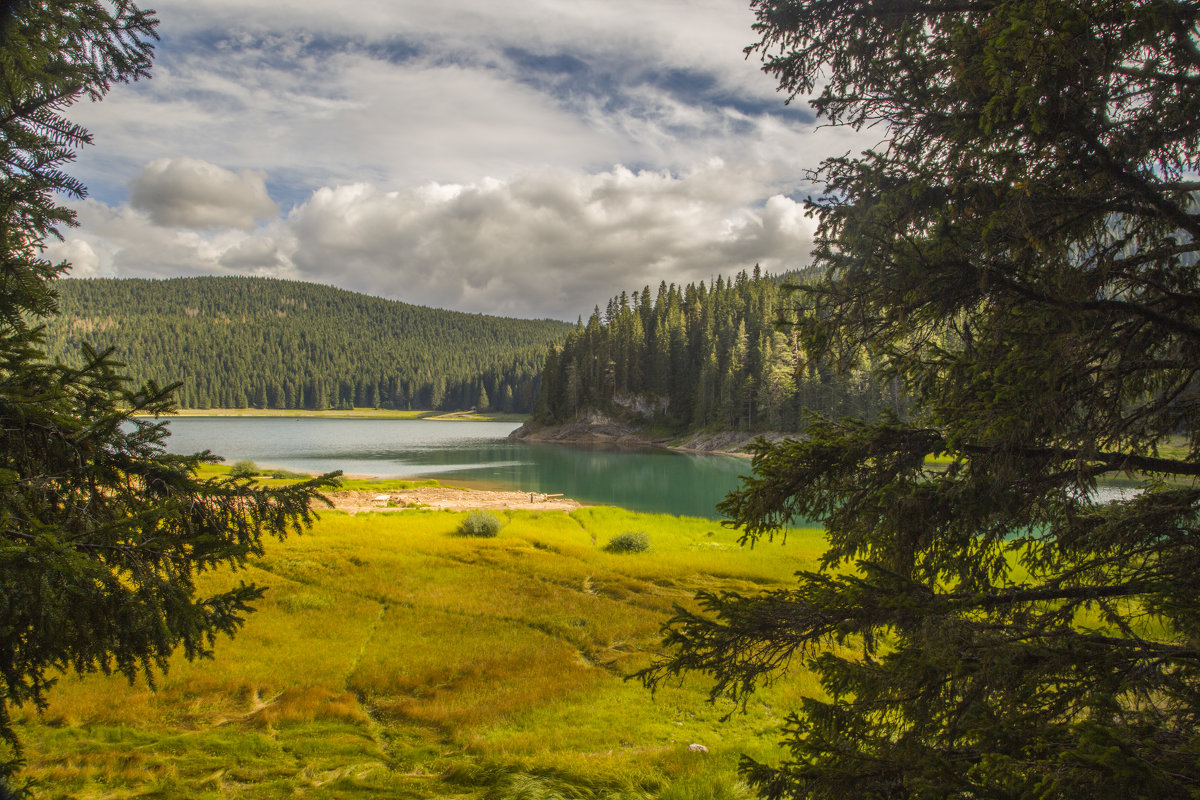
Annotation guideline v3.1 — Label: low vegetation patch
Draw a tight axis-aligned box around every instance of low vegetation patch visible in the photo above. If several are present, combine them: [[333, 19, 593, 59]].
[[228, 459, 258, 479], [457, 510, 505, 537], [604, 531, 650, 553]]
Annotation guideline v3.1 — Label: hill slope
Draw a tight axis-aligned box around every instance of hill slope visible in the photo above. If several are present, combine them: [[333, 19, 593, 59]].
[[42, 277, 572, 411]]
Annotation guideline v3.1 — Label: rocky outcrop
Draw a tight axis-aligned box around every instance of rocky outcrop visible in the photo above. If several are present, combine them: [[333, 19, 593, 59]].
[[610, 392, 668, 419], [511, 410, 792, 456], [508, 410, 653, 446], [667, 429, 790, 456]]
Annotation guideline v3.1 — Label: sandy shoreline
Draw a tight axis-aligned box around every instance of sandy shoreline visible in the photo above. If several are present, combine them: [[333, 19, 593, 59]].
[[326, 487, 581, 514]]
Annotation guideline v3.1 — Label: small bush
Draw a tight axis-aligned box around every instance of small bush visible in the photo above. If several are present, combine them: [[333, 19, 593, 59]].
[[458, 511, 504, 537], [229, 459, 258, 479], [603, 531, 649, 554]]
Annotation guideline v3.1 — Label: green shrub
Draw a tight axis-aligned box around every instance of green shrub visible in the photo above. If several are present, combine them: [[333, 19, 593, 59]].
[[603, 531, 649, 554], [229, 459, 258, 479], [270, 468, 311, 480], [458, 511, 504, 537]]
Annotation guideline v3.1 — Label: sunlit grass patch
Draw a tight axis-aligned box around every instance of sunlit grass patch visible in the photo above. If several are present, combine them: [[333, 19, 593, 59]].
[[350, 605, 600, 734], [570, 506, 825, 585], [21, 718, 399, 800], [441, 760, 659, 800], [16, 502, 823, 799], [244, 686, 371, 728], [190, 461, 449, 494]]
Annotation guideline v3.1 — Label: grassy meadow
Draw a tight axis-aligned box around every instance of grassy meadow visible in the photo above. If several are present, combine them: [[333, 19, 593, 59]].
[[14, 500, 827, 799]]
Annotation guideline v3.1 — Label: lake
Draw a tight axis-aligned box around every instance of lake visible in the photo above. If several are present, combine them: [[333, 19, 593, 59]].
[[159, 416, 754, 520]]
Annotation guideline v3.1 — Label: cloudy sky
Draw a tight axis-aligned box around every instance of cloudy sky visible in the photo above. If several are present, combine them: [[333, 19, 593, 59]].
[[51, 0, 876, 320]]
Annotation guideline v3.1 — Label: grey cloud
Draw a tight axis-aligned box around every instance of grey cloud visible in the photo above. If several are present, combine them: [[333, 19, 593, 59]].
[[218, 236, 289, 270], [56, 163, 819, 319], [280, 164, 817, 318], [128, 157, 278, 230], [56, 1, 861, 318]]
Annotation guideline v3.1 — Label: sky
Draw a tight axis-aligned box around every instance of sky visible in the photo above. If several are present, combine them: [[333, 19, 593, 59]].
[[50, 0, 877, 321]]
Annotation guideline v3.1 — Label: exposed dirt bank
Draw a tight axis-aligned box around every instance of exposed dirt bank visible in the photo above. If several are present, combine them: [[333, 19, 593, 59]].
[[327, 487, 581, 514]]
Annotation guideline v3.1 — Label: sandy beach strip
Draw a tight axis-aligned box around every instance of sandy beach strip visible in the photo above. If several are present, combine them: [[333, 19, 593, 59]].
[[326, 487, 581, 514]]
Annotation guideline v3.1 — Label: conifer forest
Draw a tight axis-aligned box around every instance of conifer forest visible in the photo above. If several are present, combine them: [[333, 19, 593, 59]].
[[42, 276, 572, 412], [535, 267, 905, 431]]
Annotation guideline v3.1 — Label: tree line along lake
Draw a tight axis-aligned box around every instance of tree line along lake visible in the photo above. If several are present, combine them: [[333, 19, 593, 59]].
[[160, 416, 753, 519]]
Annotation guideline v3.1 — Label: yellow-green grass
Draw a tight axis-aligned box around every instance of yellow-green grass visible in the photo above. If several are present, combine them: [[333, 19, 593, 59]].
[[190, 462, 447, 493], [14, 506, 826, 799]]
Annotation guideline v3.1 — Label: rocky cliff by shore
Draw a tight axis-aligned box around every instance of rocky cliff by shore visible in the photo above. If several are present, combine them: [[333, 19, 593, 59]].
[[508, 410, 653, 446], [509, 410, 790, 456], [668, 429, 789, 455]]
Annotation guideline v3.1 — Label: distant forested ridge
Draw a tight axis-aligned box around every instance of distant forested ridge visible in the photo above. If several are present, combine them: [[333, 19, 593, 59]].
[[43, 277, 572, 411], [535, 267, 904, 432]]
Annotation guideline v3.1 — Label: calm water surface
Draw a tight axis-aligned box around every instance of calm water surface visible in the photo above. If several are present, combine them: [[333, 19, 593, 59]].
[[160, 417, 753, 519]]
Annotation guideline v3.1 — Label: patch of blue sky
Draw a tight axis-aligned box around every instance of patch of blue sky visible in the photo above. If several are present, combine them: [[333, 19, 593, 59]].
[[364, 37, 425, 64], [69, 144, 146, 206], [645, 66, 812, 122], [501, 46, 619, 106], [781, 188, 815, 204], [77, 179, 132, 207], [265, 173, 330, 213], [169, 27, 425, 71], [503, 47, 590, 78], [723, 116, 758, 138], [500, 47, 811, 127]]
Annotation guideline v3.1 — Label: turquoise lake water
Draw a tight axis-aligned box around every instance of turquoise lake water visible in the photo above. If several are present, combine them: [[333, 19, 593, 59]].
[[159, 417, 755, 520]]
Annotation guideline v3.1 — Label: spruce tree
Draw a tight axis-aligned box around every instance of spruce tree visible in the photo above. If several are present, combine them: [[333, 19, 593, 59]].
[[642, 1, 1200, 797], [0, 2, 338, 786]]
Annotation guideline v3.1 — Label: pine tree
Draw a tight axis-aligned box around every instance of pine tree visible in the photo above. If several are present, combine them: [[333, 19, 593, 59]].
[[641, 1, 1200, 797], [0, 3, 338, 786]]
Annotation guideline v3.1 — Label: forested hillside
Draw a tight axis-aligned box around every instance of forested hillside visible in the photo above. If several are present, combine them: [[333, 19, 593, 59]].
[[535, 267, 903, 432], [43, 277, 572, 411]]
